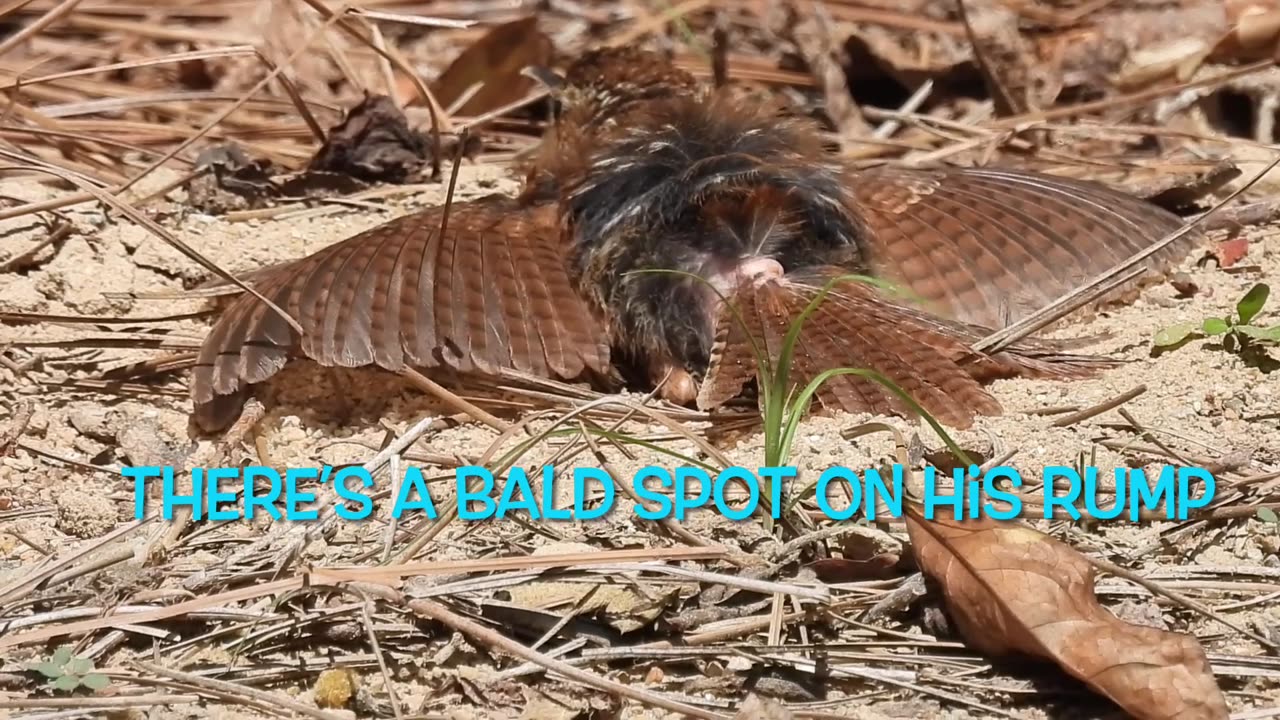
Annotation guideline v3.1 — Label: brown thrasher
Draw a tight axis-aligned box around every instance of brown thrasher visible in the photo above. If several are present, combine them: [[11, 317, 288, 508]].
[[189, 47, 1199, 432]]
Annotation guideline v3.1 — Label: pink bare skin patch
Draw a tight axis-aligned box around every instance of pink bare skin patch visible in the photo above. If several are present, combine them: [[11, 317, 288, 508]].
[[650, 256, 786, 406], [650, 363, 699, 405], [708, 256, 785, 296]]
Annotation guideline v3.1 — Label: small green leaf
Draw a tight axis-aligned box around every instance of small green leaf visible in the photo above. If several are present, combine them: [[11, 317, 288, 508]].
[[51, 646, 73, 666], [1258, 507, 1279, 524], [31, 661, 65, 679], [1202, 317, 1231, 335], [1237, 324, 1280, 343], [81, 673, 110, 691], [1154, 322, 1196, 347], [66, 658, 93, 675], [1237, 283, 1270, 326], [52, 674, 80, 692]]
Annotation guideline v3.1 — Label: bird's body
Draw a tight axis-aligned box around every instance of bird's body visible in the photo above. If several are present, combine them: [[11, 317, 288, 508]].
[[189, 47, 1200, 432]]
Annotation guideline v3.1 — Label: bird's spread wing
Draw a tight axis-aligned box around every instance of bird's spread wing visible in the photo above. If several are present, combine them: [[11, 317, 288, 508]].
[[190, 195, 610, 430], [698, 268, 1113, 428], [847, 166, 1200, 329]]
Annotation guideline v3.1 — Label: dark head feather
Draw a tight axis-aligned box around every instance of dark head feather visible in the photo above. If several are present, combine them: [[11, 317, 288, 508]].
[[557, 91, 870, 374]]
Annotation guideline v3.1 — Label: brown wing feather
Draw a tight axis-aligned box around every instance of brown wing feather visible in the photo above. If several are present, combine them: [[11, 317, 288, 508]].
[[699, 269, 1115, 428], [848, 167, 1201, 329], [190, 196, 610, 431]]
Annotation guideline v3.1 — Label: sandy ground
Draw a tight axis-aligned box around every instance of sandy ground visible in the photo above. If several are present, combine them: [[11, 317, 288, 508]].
[[1, 163, 1278, 719]]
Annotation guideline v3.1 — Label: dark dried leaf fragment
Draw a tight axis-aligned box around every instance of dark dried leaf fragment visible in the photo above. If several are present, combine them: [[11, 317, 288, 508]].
[[185, 142, 279, 214], [277, 171, 368, 199], [307, 94, 433, 184]]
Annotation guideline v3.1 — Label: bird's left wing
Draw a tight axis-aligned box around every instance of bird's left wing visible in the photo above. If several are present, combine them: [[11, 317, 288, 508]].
[[846, 166, 1201, 329]]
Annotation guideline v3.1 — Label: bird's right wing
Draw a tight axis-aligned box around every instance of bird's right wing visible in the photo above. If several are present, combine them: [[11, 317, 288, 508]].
[[191, 195, 610, 431], [698, 268, 1114, 429]]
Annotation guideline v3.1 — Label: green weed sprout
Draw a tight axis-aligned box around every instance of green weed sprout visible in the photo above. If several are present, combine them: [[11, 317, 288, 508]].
[[1258, 507, 1279, 527], [1155, 283, 1280, 352], [628, 268, 973, 532], [27, 645, 110, 692]]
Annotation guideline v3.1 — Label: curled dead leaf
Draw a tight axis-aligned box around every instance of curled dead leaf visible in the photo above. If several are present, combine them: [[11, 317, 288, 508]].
[[905, 506, 1228, 720], [307, 94, 432, 184], [424, 16, 554, 118]]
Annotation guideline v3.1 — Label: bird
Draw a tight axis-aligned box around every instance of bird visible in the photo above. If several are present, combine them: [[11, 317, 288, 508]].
[[187, 46, 1201, 433]]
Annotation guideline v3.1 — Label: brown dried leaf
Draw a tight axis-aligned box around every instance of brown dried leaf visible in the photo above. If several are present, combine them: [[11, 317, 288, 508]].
[[905, 507, 1228, 720], [427, 16, 553, 117]]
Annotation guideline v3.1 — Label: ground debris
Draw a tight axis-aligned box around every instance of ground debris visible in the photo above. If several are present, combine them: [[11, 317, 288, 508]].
[[2, 3, 1279, 720], [307, 93, 435, 184]]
